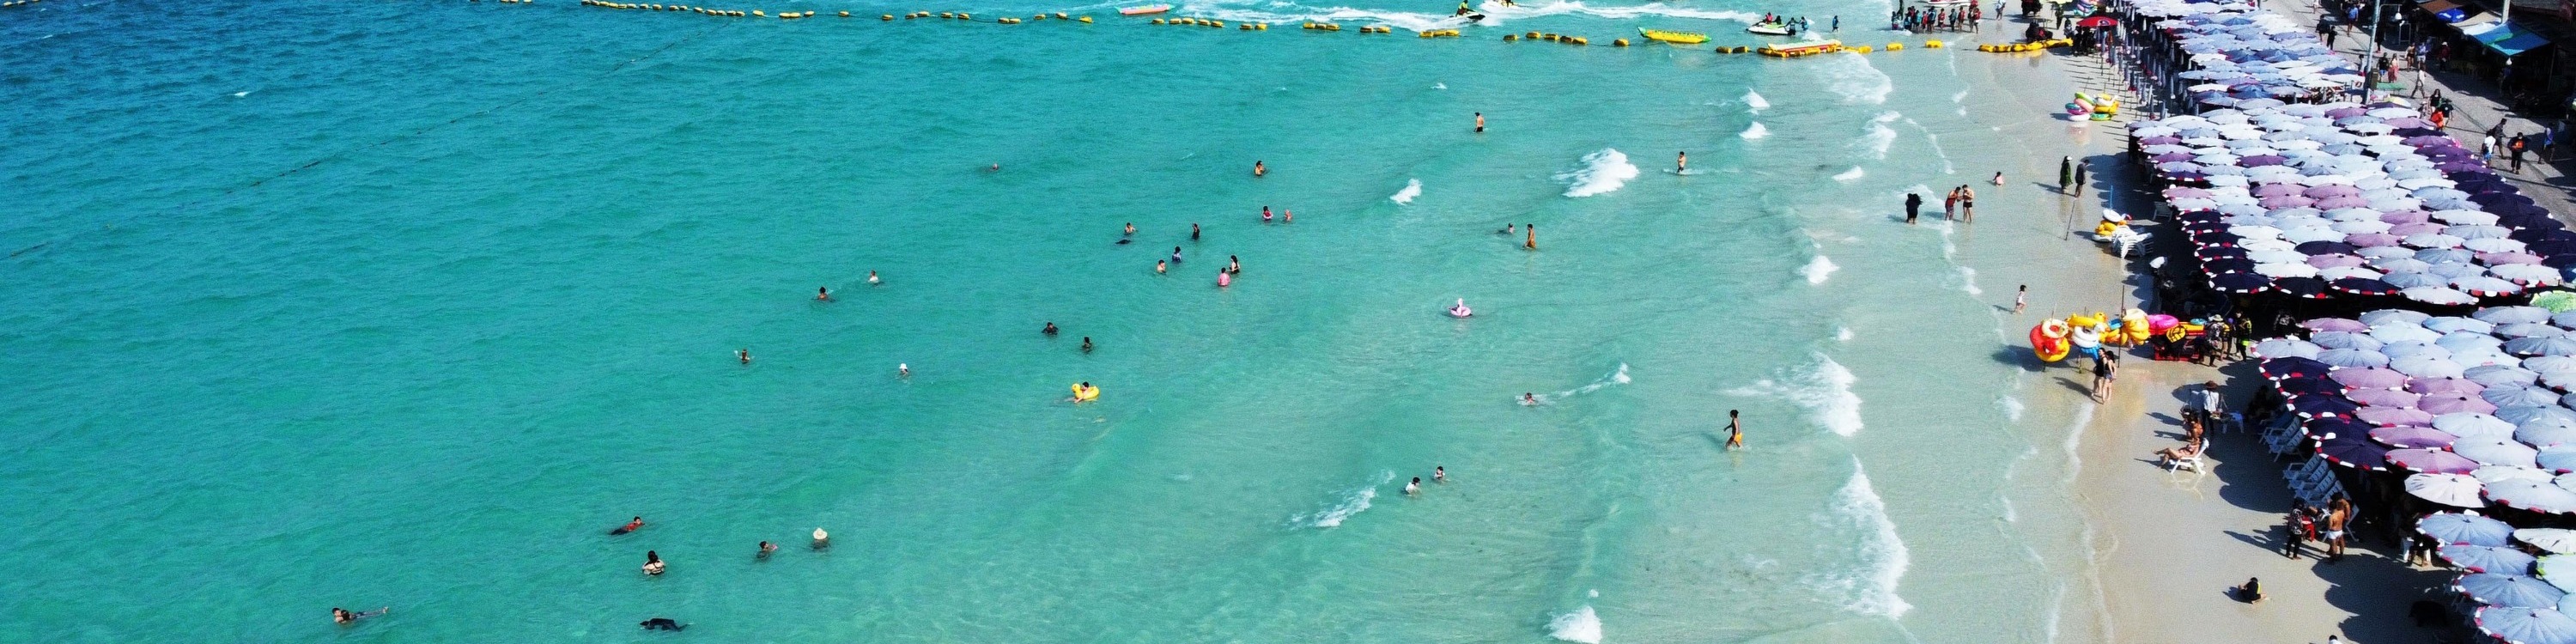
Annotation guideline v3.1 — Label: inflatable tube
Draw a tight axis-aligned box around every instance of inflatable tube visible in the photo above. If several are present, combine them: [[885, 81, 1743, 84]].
[[1071, 384, 1100, 402], [1449, 299, 1473, 318], [2069, 325, 2101, 349], [2039, 318, 2070, 339], [1218, 271, 1232, 287], [2117, 309, 2151, 345], [2147, 314, 2178, 333], [2031, 323, 2071, 362]]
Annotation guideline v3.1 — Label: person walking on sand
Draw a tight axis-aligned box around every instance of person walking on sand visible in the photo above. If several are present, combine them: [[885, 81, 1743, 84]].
[[1905, 191, 1923, 224], [2193, 380, 2224, 428], [2013, 285, 2027, 313], [2073, 161, 2089, 197], [2058, 155, 2074, 193]]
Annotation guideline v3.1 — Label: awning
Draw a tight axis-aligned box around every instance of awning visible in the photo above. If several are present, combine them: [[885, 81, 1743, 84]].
[[2464, 19, 2552, 56], [2420, 0, 2474, 21]]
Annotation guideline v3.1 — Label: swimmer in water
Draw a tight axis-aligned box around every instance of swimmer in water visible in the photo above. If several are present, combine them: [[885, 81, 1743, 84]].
[[1677, 150, 1687, 173], [333, 607, 388, 625], [1475, 112, 1485, 132], [1726, 410, 1744, 450], [817, 287, 830, 301], [1124, 222, 1135, 236], [1155, 260, 1168, 275], [1253, 161, 1266, 177], [642, 550, 665, 576], [1405, 477, 1421, 495], [1191, 222, 1200, 240], [1434, 466, 1446, 483], [1081, 337, 1094, 353], [989, 163, 1000, 172], [1990, 171, 2005, 185], [738, 349, 750, 364], [1522, 392, 1538, 404], [757, 541, 777, 559], [868, 270, 881, 285], [1227, 256, 1241, 274], [1262, 206, 1273, 223], [1283, 210, 1291, 223], [1498, 222, 1514, 234], [811, 527, 830, 550], [611, 516, 644, 535], [641, 617, 687, 631], [1042, 322, 1059, 336], [1171, 246, 1184, 264], [898, 363, 909, 377]]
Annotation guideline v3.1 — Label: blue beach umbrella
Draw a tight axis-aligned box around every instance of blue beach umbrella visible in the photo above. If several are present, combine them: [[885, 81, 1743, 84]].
[[2448, 544, 2543, 574], [2479, 606, 2576, 644], [2422, 512, 2516, 546], [2463, 574, 2571, 609]]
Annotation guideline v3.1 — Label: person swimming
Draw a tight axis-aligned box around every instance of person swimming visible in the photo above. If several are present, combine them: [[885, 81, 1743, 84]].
[[1283, 210, 1291, 223], [1253, 161, 1265, 177], [757, 541, 777, 559], [898, 363, 909, 377], [1261, 206, 1273, 223], [611, 516, 644, 535], [1474, 112, 1485, 132], [1171, 246, 1184, 264], [1217, 270, 1231, 288], [988, 163, 1000, 172], [1497, 222, 1514, 234], [1448, 299, 1472, 318], [868, 270, 881, 285], [641, 550, 665, 576], [1521, 392, 1539, 404], [1434, 466, 1446, 483], [738, 349, 750, 364], [641, 617, 686, 631], [1990, 171, 2005, 185], [1226, 255, 1241, 274], [811, 527, 830, 550], [333, 607, 388, 625], [816, 286, 830, 301], [1081, 337, 1094, 353], [1042, 322, 1059, 336], [1190, 222, 1200, 240], [1405, 477, 1421, 495], [1124, 222, 1135, 236], [1155, 260, 1168, 275]]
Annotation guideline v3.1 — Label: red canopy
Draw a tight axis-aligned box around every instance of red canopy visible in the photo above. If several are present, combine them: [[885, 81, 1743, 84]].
[[2076, 15, 2118, 27]]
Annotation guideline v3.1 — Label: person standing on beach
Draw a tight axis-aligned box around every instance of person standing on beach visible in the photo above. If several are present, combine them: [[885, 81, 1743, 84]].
[[1905, 191, 1923, 224], [2073, 161, 2088, 197], [2013, 285, 2027, 313], [2324, 496, 2352, 562], [2090, 350, 2115, 402]]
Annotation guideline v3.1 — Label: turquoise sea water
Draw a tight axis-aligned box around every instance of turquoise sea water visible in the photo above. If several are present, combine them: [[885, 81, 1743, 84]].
[[1, 1, 2124, 641]]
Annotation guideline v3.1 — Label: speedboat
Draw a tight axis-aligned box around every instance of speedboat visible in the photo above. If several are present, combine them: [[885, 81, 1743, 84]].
[[1746, 21, 1794, 35]]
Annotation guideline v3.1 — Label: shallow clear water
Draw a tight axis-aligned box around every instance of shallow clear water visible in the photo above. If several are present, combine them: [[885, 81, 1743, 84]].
[[0, 1, 2117, 641]]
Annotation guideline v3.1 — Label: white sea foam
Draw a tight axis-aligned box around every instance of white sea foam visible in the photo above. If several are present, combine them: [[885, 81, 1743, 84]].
[[1820, 54, 1894, 105], [231, 90, 250, 98], [1807, 461, 1913, 618], [1832, 167, 1865, 182], [1522, 363, 1631, 404], [1956, 266, 1983, 296], [1740, 121, 1770, 139], [1999, 395, 2026, 422], [2063, 402, 2097, 481], [1744, 89, 1771, 113], [1801, 254, 1838, 285], [1728, 354, 1861, 437], [1434, 82, 1448, 89], [1390, 179, 1422, 204], [1296, 471, 1394, 528], [1547, 605, 1603, 644], [1558, 149, 1637, 197], [1836, 325, 1854, 343], [1859, 112, 1899, 160]]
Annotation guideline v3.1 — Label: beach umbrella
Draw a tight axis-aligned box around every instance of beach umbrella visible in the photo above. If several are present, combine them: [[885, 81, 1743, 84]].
[[2500, 264, 2567, 287], [2311, 331, 2382, 350], [2488, 252, 2550, 266], [2396, 355, 2470, 378], [2524, 530, 2576, 555], [2506, 324, 2573, 338], [2487, 307, 2558, 324], [2391, 448, 2482, 473], [2374, 322, 2445, 342], [2257, 263, 2322, 278], [2409, 287, 2481, 306], [2462, 349, 2527, 368], [2318, 432, 2391, 469], [2536, 357, 2576, 374], [2348, 387, 2421, 408], [2425, 512, 2518, 545], [2494, 386, 2567, 408], [2459, 225, 2519, 240], [2505, 406, 2576, 426], [2334, 367, 2406, 389], [2450, 544, 2543, 574], [2388, 342, 2457, 361], [2296, 395, 2363, 419], [2254, 338, 2324, 359], [2211, 272, 2271, 293], [2445, 331, 2507, 350], [2367, 310, 2434, 325], [2330, 276, 2401, 295], [2491, 479, 2576, 514], [2279, 377, 2346, 398], [2376, 426, 2459, 448], [2434, 263, 2494, 280], [2317, 348, 2391, 368], [2462, 437, 2546, 467], [2546, 446, 2576, 473], [2427, 392, 2502, 416], [2480, 606, 2576, 644], [2444, 412, 2522, 438], [2373, 256, 2434, 272], [2512, 337, 2576, 357], [2465, 575, 2572, 609], [2524, 421, 2576, 447], [2488, 465, 2560, 483], [2409, 234, 2470, 249], [2470, 367, 2546, 387], [2386, 271, 2451, 289], [2275, 276, 2331, 299]]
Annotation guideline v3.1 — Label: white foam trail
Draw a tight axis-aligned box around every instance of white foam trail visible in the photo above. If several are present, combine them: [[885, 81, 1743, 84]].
[[1390, 179, 1422, 204], [1906, 117, 1955, 173], [1558, 149, 1637, 197], [1434, 82, 1448, 89], [1744, 89, 1771, 113], [1858, 112, 1899, 160], [2062, 402, 2097, 482], [1728, 353, 1862, 437], [1832, 167, 1865, 182], [1296, 471, 1394, 528], [1802, 254, 1838, 285], [231, 90, 250, 98], [1807, 460, 1913, 618], [1740, 121, 1770, 139], [1820, 54, 1894, 105], [1836, 325, 1854, 343], [1547, 605, 1603, 644], [1999, 395, 2026, 422], [1522, 363, 1631, 404], [1957, 266, 1983, 296]]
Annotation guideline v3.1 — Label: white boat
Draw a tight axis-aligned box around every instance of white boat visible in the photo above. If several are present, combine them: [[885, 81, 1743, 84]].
[[1746, 21, 1794, 35]]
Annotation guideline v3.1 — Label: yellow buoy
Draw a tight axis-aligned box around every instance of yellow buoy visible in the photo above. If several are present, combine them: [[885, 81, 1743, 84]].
[[1503, 33, 1516, 40], [1925, 39, 1943, 48], [1055, 11, 1066, 18], [1078, 15, 1091, 21], [1157, 18, 1167, 23], [1613, 38, 1628, 46], [881, 13, 891, 19], [1570, 36, 1586, 45], [1886, 43, 1902, 50], [751, 9, 762, 15]]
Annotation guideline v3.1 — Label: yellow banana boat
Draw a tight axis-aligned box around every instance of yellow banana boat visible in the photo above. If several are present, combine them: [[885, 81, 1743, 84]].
[[1637, 27, 1709, 44]]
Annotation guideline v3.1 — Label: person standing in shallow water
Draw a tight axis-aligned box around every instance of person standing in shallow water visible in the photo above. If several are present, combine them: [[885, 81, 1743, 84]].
[[1676, 150, 1687, 173], [1905, 191, 1922, 223], [1959, 185, 1976, 222], [1474, 112, 1485, 133], [1253, 161, 1266, 177], [1725, 410, 1744, 449], [2058, 155, 2074, 193], [2073, 161, 2088, 197]]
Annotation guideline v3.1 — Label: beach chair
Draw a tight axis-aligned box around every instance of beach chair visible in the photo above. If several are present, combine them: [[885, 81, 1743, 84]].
[[2261, 416, 2305, 459], [2162, 448, 2204, 472], [2215, 411, 2246, 434]]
